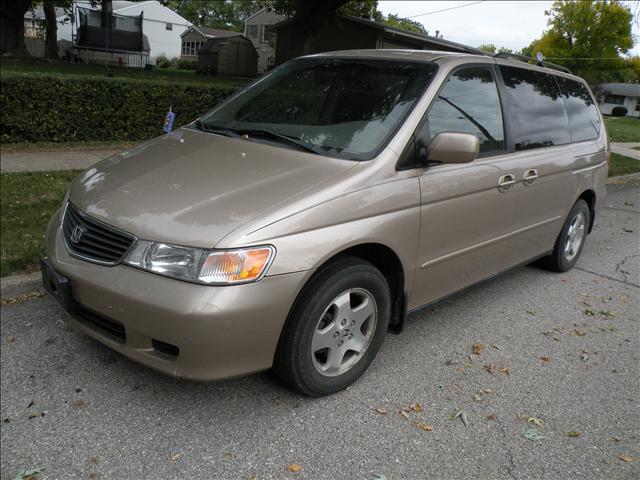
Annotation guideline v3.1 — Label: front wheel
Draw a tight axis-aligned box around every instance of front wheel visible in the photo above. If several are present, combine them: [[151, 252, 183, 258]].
[[542, 199, 590, 272], [274, 257, 390, 396]]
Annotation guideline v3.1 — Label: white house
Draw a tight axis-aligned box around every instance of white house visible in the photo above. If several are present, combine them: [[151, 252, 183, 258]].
[[52, 1, 191, 59], [596, 82, 640, 118]]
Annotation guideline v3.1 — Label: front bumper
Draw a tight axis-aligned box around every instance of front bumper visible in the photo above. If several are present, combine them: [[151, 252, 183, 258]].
[[44, 210, 309, 381]]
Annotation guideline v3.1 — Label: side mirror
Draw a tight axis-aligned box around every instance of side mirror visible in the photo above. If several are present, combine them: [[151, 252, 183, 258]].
[[427, 132, 479, 164]]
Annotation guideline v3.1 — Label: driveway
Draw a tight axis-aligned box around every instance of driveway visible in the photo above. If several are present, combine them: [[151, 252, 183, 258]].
[[611, 143, 640, 159], [1, 181, 639, 480]]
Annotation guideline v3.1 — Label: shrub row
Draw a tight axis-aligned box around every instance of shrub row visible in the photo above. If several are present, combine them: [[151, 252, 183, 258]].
[[0, 74, 239, 144]]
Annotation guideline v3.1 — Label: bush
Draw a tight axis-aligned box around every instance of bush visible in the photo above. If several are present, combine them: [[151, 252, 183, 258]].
[[177, 58, 197, 70], [0, 74, 238, 143], [155, 55, 171, 68], [611, 106, 628, 117]]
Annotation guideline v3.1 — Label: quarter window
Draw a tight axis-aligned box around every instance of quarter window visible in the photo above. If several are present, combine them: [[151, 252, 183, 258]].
[[426, 66, 506, 154], [556, 77, 601, 143], [499, 66, 571, 151]]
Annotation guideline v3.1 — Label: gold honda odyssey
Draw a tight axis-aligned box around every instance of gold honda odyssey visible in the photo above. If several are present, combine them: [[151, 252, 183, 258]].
[[42, 50, 608, 396]]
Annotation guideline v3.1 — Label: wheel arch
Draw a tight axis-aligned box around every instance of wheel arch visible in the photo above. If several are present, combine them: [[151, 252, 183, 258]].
[[577, 189, 596, 233]]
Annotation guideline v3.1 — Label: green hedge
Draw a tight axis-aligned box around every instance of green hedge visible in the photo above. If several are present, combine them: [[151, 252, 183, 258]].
[[0, 74, 239, 144]]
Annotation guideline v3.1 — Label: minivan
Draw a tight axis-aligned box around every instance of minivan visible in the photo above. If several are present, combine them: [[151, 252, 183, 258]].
[[42, 50, 608, 396]]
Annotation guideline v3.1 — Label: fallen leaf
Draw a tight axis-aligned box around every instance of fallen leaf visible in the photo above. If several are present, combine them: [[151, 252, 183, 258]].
[[90, 457, 98, 465], [521, 427, 545, 442], [14, 467, 43, 480], [539, 356, 551, 362], [564, 431, 581, 437], [449, 408, 469, 427], [88, 474, 96, 480], [27, 411, 43, 419], [572, 328, 586, 337], [72, 399, 88, 409], [375, 406, 387, 415], [490, 344, 501, 350], [600, 310, 616, 318], [472, 342, 484, 355], [622, 228, 634, 233], [416, 421, 433, 431], [487, 414, 497, 421], [617, 454, 634, 462], [410, 403, 423, 413], [3, 418, 9, 423], [473, 393, 483, 402], [287, 463, 302, 473], [170, 453, 182, 462], [483, 363, 496, 374], [584, 308, 596, 317], [26, 400, 34, 408], [398, 409, 409, 419], [580, 353, 589, 363], [500, 367, 511, 376], [372, 475, 387, 480], [527, 310, 536, 316], [5, 335, 15, 344], [527, 417, 544, 427]]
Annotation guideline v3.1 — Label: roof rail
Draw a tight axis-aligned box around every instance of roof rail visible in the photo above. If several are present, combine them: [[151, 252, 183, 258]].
[[493, 52, 572, 74]]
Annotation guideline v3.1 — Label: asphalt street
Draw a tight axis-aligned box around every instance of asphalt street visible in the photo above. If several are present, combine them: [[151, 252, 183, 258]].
[[1, 181, 639, 480]]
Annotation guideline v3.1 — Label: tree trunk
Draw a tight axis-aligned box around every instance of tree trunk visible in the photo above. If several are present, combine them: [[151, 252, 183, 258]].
[[43, 0, 58, 59], [0, 0, 33, 56]]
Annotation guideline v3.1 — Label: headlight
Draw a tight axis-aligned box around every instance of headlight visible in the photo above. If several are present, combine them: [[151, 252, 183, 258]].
[[124, 241, 275, 285]]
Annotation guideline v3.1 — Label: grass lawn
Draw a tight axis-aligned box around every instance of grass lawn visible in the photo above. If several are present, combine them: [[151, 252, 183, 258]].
[[609, 152, 640, 177], [604, 116, 640, 143], [1, 170, 81, 277], [0, 57, 251, 88]]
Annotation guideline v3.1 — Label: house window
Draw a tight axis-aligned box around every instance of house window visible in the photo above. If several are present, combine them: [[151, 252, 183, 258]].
[[604, 94, 625, 105], [247, 25, 258, 38], [166, 23, 173, 30]]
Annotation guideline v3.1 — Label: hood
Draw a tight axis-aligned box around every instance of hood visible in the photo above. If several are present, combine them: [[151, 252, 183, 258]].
[[69, 128, 356, 248]]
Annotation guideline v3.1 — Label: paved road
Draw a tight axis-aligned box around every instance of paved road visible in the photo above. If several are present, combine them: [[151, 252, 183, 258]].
[[1, 182, 639, 480]]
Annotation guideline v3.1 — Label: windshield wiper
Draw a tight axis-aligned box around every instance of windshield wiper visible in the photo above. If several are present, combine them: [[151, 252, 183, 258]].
[[239, 129, 327, 156], [194, 120, 241, 138]]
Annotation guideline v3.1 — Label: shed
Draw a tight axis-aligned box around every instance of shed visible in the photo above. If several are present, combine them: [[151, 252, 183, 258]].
[[197, 36, 258, 77]]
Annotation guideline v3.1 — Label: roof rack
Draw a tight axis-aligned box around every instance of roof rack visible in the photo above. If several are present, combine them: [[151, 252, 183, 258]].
[[493, 52, 572, 74]]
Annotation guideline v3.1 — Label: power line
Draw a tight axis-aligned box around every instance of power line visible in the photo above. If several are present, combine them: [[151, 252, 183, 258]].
[[406, 1, 486, 19]]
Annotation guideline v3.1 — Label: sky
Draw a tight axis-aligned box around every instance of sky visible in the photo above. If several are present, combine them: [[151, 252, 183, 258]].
[[378, 0, 640, 55]]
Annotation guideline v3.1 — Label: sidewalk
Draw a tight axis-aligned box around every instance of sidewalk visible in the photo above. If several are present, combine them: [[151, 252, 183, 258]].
[[0, 149, 121, 173], [611, 142, 640, 159]]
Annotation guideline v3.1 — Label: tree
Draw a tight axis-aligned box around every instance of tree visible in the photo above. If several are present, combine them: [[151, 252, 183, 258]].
[[1, 0, 33, 55], [524, 0, 634, 83], [382, 13, 426, 34], [478, 43, 496, 54], [165, 0, 264, 31]]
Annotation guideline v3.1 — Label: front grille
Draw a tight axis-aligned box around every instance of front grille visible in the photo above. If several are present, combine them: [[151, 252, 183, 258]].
[[62, 203, 135, 265]]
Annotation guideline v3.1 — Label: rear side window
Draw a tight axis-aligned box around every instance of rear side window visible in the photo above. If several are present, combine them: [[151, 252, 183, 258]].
[[426, 66, 506, 154], [499, 66, 571, 151], [555, 77, 601, 143]]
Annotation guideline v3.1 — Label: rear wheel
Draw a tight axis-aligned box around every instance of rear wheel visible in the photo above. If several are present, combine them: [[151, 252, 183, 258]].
[[274, 257, 390, 396], [542, 199, 590, 272]]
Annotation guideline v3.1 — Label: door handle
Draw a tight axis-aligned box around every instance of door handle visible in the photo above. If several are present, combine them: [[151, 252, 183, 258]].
[[498, 174, 516, 192], [523, 169, 539, 186]]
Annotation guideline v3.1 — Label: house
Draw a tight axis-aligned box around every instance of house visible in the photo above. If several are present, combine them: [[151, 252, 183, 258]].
[[243, 8, 286, 73], [596, 83, 640, 117], [197, 36, 258, 77], [271, 14, 484, 66], [52, 0, 191, 59], [180, 26, 240, 60]]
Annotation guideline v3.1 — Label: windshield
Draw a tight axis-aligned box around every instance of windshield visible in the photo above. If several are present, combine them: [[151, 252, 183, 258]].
[[198, 57, 438, 160]]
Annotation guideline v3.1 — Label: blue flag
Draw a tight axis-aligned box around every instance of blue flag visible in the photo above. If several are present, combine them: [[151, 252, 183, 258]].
[[163, 107, 175, 133]]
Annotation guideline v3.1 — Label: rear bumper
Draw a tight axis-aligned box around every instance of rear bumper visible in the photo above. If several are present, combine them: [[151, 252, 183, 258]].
[[44, 210, 309, 381]]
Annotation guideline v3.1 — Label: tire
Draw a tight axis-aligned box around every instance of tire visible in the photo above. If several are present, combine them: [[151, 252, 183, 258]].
[[274, 256, 391, 396], [541, 199, 590, 272]]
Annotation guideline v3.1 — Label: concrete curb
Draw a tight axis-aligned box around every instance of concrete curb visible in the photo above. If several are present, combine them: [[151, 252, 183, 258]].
[[607, 172, 640, 184]]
